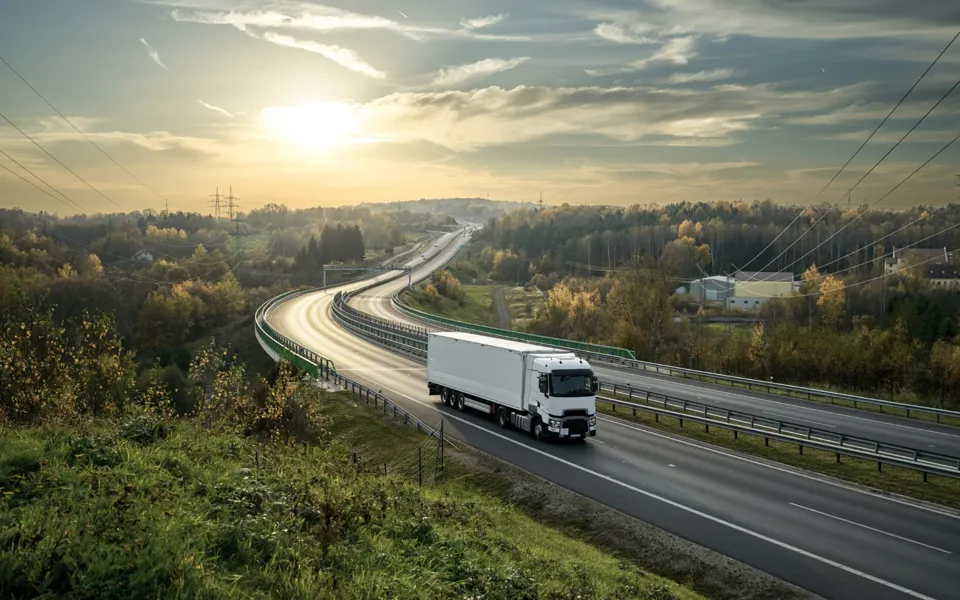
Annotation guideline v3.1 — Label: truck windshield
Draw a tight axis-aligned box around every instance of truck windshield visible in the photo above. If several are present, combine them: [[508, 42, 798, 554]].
[[550, 369, 594, 397]]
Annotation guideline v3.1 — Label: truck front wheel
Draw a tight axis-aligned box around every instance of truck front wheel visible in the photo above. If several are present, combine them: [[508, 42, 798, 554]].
[[533, 420, 545, 440]]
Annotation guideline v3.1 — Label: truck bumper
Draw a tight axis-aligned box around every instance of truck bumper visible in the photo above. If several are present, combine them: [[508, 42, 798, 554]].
[[547, 422, 596, 439]]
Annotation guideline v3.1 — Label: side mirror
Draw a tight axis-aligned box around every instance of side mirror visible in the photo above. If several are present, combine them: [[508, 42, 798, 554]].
[[591, 378, 600, 393], [538, 375, 548, 394]]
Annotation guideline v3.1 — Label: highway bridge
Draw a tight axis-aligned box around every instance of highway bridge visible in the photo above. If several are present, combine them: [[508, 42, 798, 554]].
[[264, 229, 960, 600]]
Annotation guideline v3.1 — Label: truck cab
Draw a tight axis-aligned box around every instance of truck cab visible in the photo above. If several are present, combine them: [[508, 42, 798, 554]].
[[531, 357, 598, 439]]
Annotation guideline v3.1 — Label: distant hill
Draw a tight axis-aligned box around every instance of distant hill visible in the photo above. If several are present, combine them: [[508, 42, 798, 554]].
[[357, 197, 536, 221]]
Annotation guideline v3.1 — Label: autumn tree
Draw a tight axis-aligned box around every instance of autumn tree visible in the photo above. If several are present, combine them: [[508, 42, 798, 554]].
[[817, 275, 847, 330]]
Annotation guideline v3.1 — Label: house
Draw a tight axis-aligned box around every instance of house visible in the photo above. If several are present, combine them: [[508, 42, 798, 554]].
[[926, 265, 960, 289], [885, 247, 953, 274], [689, 275, 734, 303], [132, 249, 154, 263], [727, 271, 794, 310]]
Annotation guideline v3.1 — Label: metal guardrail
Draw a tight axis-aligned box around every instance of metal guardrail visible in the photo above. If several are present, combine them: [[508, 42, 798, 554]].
[[389, 295, 960, 424], [595, 382, 960, 480], [390, 294, 637, 360], [330, 299, 960, 481]]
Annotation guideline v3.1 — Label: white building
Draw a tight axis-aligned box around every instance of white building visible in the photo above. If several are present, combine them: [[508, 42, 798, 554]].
[[132, 249, 154, 263]]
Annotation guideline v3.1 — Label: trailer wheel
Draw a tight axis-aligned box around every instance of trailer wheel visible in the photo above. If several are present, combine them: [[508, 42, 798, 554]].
[[455, 392, 466, 412], [496, 407, 510, 428], [440, 388, 450, 406]]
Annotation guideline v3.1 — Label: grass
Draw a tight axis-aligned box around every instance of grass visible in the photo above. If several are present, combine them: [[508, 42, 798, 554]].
[[595, 393, 960, 510], [0, 391, 706, 600], [402, 283, 499, 328], [305, 390, 810, 600]]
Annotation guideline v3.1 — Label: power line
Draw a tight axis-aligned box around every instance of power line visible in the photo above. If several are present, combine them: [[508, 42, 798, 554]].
[[0, 109, 123, 210], [742, 69, 960, 282], [0, 159, 65, 204], [0, 147, 84, 212], [734, 28, 960, 276], [814, 29, 960, 200], [734, 129, 960, 296], [0, 53, 175, 209]]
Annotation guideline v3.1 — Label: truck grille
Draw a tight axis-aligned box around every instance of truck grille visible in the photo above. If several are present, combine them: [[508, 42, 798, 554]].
[[563, 409, 588, 418], [566, 420, 588, 435]]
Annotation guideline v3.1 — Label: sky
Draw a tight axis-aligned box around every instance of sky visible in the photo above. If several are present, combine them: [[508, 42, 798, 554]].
[[1, 0, 960, 215]]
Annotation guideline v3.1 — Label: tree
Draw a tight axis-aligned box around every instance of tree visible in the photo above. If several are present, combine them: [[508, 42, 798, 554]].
[[817, 275, 847, 330]]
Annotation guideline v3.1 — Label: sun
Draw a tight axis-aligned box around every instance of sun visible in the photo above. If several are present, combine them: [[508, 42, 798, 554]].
[[260, 101, 362, 153]]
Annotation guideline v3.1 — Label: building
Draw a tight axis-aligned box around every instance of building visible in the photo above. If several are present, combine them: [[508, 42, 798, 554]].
[[727, 271, 794, 310], [885, 247, 953, 274], [689, 275, 734, 303], [132, 249, 154, 263], [926, 264, 960, 289]]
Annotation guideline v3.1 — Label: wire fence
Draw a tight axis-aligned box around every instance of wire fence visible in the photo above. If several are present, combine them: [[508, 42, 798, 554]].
[[348, 429, 445, 487]]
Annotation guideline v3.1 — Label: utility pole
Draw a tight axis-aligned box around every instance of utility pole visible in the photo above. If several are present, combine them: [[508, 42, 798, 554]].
[[208, 187, 222, 220], [539, 190, 543, 211], [162, 199, 170, 218], [225, 186, 245, 236]]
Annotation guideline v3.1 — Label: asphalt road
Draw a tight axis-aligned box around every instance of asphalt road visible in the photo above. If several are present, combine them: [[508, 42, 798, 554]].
[[269, 232, 960, 600], [355, 277, 960, 457]]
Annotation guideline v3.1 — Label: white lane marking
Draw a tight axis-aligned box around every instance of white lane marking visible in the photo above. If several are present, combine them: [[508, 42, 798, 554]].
[[596, 414, 960, 521], [668, 464, 676, 468], [761, 410, 838, 429], [374, 384, 941, 600], [593, 439, 606, 445], [789, 503, 952, 555], [598, 367, 960, 439]]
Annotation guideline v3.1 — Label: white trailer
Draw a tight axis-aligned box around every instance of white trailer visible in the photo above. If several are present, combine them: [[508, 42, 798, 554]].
[[427, 331, 598, 440]]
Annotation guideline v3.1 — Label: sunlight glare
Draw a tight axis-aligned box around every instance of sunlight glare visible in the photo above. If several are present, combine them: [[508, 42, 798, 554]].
[[260, 102, 362, 153]]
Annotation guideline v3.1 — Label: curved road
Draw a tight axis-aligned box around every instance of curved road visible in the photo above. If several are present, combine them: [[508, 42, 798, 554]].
[[354, 280, 960, 456], [271, 231, 960, 600]]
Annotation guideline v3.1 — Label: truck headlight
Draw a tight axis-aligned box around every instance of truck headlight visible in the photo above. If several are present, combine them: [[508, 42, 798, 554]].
[[588, 415, 596, 426], [549, 419, 561, 428]]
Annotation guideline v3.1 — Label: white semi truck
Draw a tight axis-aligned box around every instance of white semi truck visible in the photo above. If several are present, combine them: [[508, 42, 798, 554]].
[[427, 331, 598, 441]]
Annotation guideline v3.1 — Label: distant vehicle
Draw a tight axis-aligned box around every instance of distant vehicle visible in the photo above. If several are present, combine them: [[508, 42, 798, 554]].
[[427, 332, 597, 441]]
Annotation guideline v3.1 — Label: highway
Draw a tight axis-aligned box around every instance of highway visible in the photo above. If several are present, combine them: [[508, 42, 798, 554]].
[[353, 274, 960, 457], [269, 231, 960, 600]]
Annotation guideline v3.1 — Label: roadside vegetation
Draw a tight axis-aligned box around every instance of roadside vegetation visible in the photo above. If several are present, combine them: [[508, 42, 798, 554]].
[[0, 292, 709, 600]]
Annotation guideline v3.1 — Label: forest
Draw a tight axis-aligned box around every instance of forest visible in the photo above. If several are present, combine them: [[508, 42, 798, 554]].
[[0, 203, 457, 414], [470, 200, 960, 408]]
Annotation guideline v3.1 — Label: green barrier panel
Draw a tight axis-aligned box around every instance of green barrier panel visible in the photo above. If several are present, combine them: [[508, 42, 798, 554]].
[[396, 299, 636, 360]]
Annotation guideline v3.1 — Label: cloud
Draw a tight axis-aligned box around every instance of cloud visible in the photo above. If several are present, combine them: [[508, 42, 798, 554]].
[[430, 57, 529, 87], [0, 116, 224, 160], [789, 100, 960, 125], [460, 13, 508, 30], [587, 36, 697, 75], [250, 31, 386, 79], [139, 38, 167, 69], [594, 22, 658, 44], [592, 0, 960, 40], [819, 129, 960, 144], [667, 68, 738, 84], [167, 3, 527, 41], [347, 81, 868, 151], [197, 99, 234, 118]]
